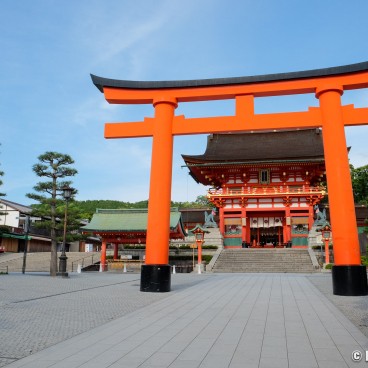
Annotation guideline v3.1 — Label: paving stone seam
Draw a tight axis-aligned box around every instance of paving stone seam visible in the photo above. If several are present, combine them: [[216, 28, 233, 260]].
[[61, 274, 247, 365], [89, 276, 249, 367], [224, 275, 268, 368], [178, 275, 259, 368], [294, 276, 358, 367], [285, 276, 321, 366], [43, 276, 233, 367], [256, 277, 276, 367], [1, 275, 213, 367], [10, 278, 141, 305]]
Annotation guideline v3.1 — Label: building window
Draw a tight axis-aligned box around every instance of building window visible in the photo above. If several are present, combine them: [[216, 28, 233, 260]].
[[259, 169, 270, 184]]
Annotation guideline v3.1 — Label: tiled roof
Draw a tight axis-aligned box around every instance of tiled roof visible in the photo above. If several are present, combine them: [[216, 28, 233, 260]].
[[82, 208, 184, 232], [182, 129, 324, 164], [0, 199, 31, 214]]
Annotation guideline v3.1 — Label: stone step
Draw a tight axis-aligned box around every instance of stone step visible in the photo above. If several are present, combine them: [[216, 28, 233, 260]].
[[212, 248, 317, 273], [185, 227, 223, 248], [0, 252, 100, 272]]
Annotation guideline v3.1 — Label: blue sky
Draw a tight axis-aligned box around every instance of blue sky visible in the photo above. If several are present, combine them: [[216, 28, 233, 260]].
[[1, 0, 368, 205]]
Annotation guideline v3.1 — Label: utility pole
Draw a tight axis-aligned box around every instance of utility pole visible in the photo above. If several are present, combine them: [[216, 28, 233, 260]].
[[22, 215, 30, 274]]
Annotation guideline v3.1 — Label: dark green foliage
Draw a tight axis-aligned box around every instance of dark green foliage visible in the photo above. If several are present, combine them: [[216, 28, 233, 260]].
[[351, 164, 368, 205], [361, 256, 368, 266], [0, 225, 10, 234], [168, 254, 213, 263], [74, 196, 213, 220], [76, 200, 149, 220], [26, 152, 78, 276]]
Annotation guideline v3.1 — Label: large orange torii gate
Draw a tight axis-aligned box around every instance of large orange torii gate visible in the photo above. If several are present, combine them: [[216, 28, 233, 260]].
[[91, 61, 368, 295]]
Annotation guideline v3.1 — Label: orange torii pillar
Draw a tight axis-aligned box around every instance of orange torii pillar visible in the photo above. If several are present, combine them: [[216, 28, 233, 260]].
[[91, 61, 368, 295], [141, 98, 177, 291], [317, 86, 365, 295]]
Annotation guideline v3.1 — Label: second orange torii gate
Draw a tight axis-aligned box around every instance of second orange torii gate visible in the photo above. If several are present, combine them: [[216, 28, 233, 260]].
[[91, 61, 368, 295]]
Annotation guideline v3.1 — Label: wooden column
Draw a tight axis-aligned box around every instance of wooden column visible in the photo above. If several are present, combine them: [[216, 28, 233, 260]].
[[113, 243, 119, 260], [219, 207, 225, 236], [100, 240, 107, 272], [308, 204, 314, 230], [284, 207, 291, 243], [241, 208, 246, 244]]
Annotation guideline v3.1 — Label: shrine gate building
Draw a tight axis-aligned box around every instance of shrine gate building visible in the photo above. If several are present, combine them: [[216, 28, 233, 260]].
[[183, 129, 326, 249]]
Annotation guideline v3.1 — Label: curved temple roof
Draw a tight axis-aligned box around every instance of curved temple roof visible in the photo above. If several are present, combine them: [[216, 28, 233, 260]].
[[182, 129, 325, 164], [91, 61, 368, 92], [81, 208, 187, 239]]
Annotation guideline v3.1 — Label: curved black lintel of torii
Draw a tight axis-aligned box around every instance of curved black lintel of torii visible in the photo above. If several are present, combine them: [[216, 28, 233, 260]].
[[90, 61, 368, 93]]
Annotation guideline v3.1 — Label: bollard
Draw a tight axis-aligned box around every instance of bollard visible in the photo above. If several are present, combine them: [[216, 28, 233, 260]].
[[99, 263, 103, 272], [123, 263, 127, 273], [198, 264, 201, 274], [172, 265, 176, 274], [77, 264, 82, 274]]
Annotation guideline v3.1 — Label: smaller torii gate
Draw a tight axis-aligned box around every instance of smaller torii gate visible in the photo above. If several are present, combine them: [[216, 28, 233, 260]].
[[91, 61, 368, 295]]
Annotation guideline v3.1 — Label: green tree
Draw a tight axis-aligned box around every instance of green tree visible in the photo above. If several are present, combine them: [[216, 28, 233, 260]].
[[194, 195, 211, 207], [351, 164, 368, 205], [27, 152, 78, 276]]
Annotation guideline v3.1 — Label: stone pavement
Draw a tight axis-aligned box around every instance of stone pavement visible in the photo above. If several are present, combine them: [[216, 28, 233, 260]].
[[1, 272, 368, 368]]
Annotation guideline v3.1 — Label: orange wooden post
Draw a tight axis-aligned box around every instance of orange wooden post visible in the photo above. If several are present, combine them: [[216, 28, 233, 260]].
[[100, 240, 107, 272], [113, 243, 119, 260], [219, 208, 224, 236], [197, 240, 203, 265], [141, 97, 177, 292], [317, 87, 367, 295], [324, 238, 330, 265]]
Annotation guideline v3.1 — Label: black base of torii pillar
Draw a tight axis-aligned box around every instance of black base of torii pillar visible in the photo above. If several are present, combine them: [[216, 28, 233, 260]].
[[140, 265, 171, 292], [332, 265, 368, 296]]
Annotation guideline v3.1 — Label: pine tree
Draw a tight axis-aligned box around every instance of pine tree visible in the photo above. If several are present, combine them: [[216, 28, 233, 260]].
[[27, 152, 77, 276]]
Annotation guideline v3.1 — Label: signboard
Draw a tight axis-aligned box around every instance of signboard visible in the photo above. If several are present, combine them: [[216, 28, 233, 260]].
[[85, 243, 93, 252]]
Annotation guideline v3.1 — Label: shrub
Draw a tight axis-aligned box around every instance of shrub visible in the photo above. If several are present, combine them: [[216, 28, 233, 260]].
[[361, 256, 368, 266]]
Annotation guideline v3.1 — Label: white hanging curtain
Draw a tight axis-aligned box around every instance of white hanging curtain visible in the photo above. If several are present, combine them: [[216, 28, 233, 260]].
[[274, 217, 283, 227], [250, 218, 258, 228], [250, 217, 283, 228]]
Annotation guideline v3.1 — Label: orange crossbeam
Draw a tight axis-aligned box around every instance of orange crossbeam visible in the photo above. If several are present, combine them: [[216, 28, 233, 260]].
[[104, 104, 368, 139], [105, 119, 154, 139], [342, 105, 368, 126]]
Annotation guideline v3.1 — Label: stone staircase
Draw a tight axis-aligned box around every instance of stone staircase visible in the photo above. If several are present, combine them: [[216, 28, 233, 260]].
[[0, 252, 101, 273], [211, 248, 318, 273], [203, 227, 223, 248], [185, 227, 223, 248]]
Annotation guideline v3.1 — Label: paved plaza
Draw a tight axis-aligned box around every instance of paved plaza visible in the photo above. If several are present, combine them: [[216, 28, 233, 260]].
[[0, 272, 368, 368]]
